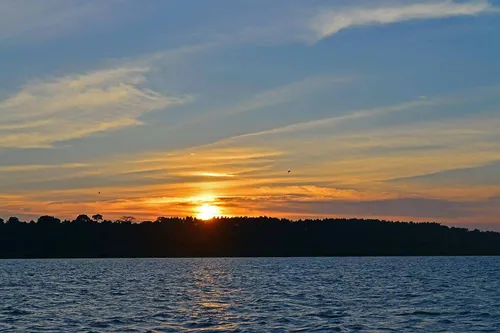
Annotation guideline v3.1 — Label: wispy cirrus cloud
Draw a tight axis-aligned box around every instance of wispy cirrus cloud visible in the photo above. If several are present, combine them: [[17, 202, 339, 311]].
[[0, 145, 289, 220], [207, 84, 500, 144], [0, 146, 283, 193], [309, 0, 495, 42], [171, 74, 354, 128], [389, 161, 500, 186], [172, 85, 500, 203], [0, 66, 192, 148], [0, 163, 86, 173]]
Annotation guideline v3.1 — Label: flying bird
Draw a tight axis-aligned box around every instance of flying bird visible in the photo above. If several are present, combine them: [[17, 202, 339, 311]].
[[288, 170, 291, 173]]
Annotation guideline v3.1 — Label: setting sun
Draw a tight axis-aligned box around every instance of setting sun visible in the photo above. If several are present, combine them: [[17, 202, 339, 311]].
[[196, 204, 220, 220]]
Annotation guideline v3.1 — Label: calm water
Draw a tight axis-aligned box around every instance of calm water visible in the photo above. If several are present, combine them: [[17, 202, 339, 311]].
[[0, 257, 499, 332]]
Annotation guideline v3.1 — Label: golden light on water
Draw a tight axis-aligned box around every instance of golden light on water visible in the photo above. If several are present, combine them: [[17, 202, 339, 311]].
[[196, 203, 220, 220]]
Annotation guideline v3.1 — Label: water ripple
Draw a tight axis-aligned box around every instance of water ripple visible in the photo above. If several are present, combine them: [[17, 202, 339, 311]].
[[0, 257, 499, 332]]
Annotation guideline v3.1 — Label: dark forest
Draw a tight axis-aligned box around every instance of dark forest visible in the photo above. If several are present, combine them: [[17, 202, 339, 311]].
[[1, 215, 499, 258]]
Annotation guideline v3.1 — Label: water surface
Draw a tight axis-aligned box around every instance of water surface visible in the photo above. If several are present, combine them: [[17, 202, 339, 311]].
[[1, 257, 499, 332]]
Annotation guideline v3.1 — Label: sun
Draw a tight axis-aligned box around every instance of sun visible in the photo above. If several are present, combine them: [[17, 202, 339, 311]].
[[196, 203, 220, 220]]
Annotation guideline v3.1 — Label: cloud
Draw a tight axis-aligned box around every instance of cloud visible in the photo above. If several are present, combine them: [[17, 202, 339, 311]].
[[0, 146, 284, 195], [0, 66, 192, 148], [0, 163, 86, 173], [221, 98, 437, 141], [0, 145, 289, 220], [173, 85, 500, 204], [111, 42, 218, 71], [219, 75, 352, 117], [174, 74, 354, 128], [389, 161, 500, 186], [253, 185, 388, 201], [309, 0, 495, 42], [1, 1, 494, 49], [203, 84, 500, 150], [229, 196, 480, 220]]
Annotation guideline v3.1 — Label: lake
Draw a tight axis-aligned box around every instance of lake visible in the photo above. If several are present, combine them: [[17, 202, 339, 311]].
[[0, 257, 499, 332]]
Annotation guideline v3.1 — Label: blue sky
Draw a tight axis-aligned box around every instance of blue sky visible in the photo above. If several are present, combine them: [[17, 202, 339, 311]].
[[1, 0, 500, 229]]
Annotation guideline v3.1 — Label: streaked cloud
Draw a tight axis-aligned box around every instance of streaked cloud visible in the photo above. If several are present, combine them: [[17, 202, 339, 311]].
[[173, 74, 354, 128], [0, 66, 192, 148], [0, 163, 86, 173], [178, 86, 500, 203], [208, 84, 500, 147], [220, 98, 440, 140], [309, 0, 495, 42], [390, 161, 500, 186], [0, 146, 290, 220], [247, 197, 481, 220], [0, 146, 284, 194]]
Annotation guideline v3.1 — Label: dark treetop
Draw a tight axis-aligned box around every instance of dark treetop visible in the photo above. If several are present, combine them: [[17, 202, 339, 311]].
[[1, 215, 499, 258]]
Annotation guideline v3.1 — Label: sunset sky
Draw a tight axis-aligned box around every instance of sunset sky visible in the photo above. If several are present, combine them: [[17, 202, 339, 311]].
[[1, 0, 500, 230]]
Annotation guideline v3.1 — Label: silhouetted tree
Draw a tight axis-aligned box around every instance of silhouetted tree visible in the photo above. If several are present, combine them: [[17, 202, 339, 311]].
[[1, 215, 500, 258], [74, 214, 93, 225], [0, 218, 4, 225], [7, 216, 20, 225], [118, 216, 135, 224], [92, 214, 103, 223], [37, 215, 61, 226]]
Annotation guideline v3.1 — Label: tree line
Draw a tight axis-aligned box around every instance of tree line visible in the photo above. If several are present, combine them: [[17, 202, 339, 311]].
[[1, 214, 499, 258]]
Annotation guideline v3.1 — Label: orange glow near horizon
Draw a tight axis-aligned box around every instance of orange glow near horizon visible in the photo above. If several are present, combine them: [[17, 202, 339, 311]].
[[196, 203, 220, 220]]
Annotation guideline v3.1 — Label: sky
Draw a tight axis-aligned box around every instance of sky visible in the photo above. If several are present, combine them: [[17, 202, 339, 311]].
[[1, 0, 500, 230]]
